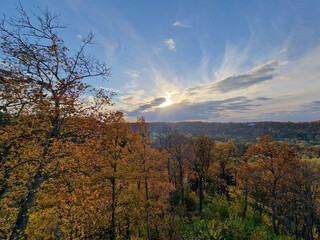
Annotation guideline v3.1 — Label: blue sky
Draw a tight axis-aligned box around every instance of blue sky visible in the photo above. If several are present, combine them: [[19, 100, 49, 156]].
[[2, 0, 320, 122]]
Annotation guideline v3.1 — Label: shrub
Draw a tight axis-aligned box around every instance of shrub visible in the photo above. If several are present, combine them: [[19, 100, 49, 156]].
[[184, 192, 198, 212]]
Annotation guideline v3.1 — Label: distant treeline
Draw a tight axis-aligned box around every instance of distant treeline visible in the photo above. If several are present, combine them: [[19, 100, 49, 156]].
[[148, 121, 320, 143]]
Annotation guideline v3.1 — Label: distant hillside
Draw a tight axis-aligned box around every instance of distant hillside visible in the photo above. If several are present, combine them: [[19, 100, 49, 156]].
[[148, 121, 320, 144]]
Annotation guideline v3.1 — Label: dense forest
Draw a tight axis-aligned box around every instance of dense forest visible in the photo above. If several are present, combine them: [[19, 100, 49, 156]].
[[1, 7, 320, 240], [149, 121, 320, 145]]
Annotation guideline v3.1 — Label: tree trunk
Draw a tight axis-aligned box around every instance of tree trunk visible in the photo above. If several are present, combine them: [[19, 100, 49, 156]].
[[305, 185, 314, 240], [179, 162, 184, 205], [271, 198, 277, 234], [293, 193, 299, 239], [0, 144, 17, 201], [294, 214, 299, 239], [271, 180, 278, 234], [168, 157, 174, 206], [10, 169, 43, 240], [125, 216, 130, 239], [199, 176, 203, 213], [244, 181, 248, 218], [0, 169, 9, 200], [110, 177, 116, 240], [167, 157, 171, 181], [145, 177, 151, 240], [10, 116, 59, 239]]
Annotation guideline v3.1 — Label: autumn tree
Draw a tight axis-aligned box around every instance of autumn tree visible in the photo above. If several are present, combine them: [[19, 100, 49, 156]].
[[278, 155, 320, 239], [22, 116, 112, 238], [41, 112, 133, 239], [208, 141, 239, 198], [89, 111, 133, 239], [0, 5, 111, 239], [296, 157, 320, 239], [240, 135, 298, 234], [160, 132, 192, 205], [192, 135, 214, 213], [126, 117, 173, 239]]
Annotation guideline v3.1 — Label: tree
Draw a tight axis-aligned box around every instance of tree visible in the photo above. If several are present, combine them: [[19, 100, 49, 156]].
[[126, 117, 173, 239], [279, 155, 320, 239], [208, 141, 239, 198], [192, 135, 214, 213], [89, 111, 132, 239], [0, 5, 111, 239], [160, 132, 192, 205], [240, 135, 298, 234]]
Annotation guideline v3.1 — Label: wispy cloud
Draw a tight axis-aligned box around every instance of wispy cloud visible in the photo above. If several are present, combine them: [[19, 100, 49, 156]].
[[172, 21, 191, 28], [96, 86, 122, 94], [213, 60, 286, 93], [126, 70, 139, 79], [119, 95, 141, 104], [152, 47, 161, 54], [185, 60, 286, 96], [165, 39, 176, 50], [66, 0, 83, 12], [213, 42, 250, 81]]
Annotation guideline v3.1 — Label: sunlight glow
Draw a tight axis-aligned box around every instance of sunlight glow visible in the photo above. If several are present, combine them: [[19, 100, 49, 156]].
[[159, 92, 173, 107]]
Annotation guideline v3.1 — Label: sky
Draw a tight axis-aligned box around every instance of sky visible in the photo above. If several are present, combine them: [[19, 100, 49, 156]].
[[2, 0, 320, 122]]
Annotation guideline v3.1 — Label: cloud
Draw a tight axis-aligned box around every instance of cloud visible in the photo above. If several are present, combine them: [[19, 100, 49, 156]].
[[127, 97, 166, 115], [126, 70, 139, 79], [120, 57, 290, 122], [95, 86, 122, 94], [214, 42, 250, 81], [254, 97, 273, 101], [66, 0, 83, 11], [303, 100, 320, 112], [213, 60, 284, 93], [165, 39, 176, 50], [125, 96, 261, 121], [243, 100, 320, 122], [119, 95, 141, 104], [172, 21, 191, 28], [119, 42, 320, 122], [152, 47, 161, 54], [186, 60, 286, 96]]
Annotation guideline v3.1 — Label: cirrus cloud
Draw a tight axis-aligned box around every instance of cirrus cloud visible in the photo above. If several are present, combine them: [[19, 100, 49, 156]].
[[172, 21, 191, 28]]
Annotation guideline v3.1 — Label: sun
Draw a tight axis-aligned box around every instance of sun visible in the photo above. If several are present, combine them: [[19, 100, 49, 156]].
[[159, 92, 173, 107]]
